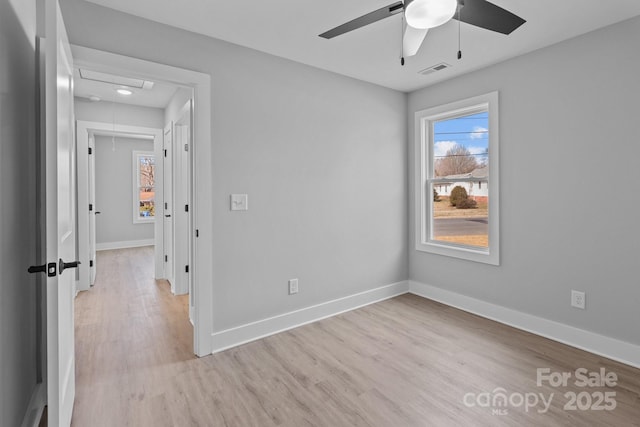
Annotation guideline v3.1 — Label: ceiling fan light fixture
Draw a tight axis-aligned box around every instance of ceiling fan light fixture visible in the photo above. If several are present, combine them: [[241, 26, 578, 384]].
[[405, 0, 457, 29]]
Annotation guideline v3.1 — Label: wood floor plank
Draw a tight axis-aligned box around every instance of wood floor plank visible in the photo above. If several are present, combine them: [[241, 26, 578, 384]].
[[72, 247, 640, 426]]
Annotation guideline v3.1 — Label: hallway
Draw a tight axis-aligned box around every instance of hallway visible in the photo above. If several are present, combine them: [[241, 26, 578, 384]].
[[72, 247, 193, 425]]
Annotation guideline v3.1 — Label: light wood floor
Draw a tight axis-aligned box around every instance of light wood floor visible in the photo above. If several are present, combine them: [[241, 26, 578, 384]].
[[73, 247, 640, 426]]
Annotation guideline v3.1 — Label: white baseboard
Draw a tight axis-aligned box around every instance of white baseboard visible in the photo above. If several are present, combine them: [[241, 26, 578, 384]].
[[211, 280, 410, 354], [208, 277, 639, 369], [21, 383, 45, 427], [409, 280, 640, 369], [96, 239, 154, 251]]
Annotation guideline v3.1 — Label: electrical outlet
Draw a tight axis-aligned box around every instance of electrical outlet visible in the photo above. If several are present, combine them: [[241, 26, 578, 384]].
[[571, 290, 586, 309], [288, 278, 298, 295]]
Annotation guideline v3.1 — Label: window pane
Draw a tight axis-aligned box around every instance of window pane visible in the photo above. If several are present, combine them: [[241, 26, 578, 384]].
[[139, 155, 155, 187], [433, 112, 488, 178], [431, 184, 488, 248], [138, 154, 155, 219], [139, 188, 155, 218], [430, 112, 489, 249]]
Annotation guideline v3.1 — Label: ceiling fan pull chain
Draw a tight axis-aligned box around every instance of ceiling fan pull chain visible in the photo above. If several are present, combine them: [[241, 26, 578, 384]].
[[400, 12, 405, 66], [457, 4, 462, 60]]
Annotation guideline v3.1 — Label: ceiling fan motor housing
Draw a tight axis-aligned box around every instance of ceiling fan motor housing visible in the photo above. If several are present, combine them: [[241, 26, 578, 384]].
[[404, 0, 458, 29]]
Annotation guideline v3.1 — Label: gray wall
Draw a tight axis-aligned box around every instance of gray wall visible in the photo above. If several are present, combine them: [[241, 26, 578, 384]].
[[61, 0, 408, 332], [94, 135, 155, 245], [0, 0, 39, 425], [75, 97, 165, 129], [408, 16, 640, 345]]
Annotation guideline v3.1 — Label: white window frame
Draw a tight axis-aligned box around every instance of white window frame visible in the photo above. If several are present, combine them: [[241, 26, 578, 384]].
[[414, 91, 500, 265], [133, 150, 155, 224]]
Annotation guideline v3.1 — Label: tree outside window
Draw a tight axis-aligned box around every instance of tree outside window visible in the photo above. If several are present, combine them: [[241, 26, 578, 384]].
[[134, 151, 155, 222]]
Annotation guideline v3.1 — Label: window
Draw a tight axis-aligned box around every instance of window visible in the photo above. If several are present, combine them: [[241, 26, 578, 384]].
[[415, 92, 499, 265], [133, 151, 155, 223]]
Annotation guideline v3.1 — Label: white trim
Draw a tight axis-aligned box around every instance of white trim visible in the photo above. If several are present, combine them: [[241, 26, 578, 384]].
[[409, 280, 640, 369], [206, 277, 640, 369], [414, 91, 500, 265], [20, 383, 46, 427], [211, 281, 410, 354], [96, 239, 154, 251], [72, 45, 213, 356], [60, 354, 75, 427]]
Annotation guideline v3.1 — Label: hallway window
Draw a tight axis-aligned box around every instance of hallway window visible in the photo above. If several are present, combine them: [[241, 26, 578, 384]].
[[133, 151, 155, 223]]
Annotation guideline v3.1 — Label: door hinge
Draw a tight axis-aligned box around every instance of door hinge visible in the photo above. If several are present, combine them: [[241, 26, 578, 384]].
[[185, 265, 189, 273], [88, 147, 93, 155], [164, 149, 167, 157], [184, 143, 189, 152], [89, 260, 94, 267], [196, 229, 199, 238], [165, 202, 168, 210], [165, 255, 168, 262], [185, 204, 189, 212], [89, 204, 93, 211]]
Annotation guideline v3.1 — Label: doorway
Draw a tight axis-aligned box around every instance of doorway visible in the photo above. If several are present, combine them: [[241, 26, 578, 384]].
[[77, 123, 164, 288], [72, 45, 213, 356]]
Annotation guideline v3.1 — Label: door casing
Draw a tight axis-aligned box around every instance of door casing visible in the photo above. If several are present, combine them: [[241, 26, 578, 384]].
[[71, 45, 213, 357], [76, 123, 163, 290]]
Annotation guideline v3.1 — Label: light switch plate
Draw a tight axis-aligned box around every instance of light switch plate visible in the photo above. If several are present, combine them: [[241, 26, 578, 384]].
[[230, 194, 248, 211], [288, 279, 299, 295]]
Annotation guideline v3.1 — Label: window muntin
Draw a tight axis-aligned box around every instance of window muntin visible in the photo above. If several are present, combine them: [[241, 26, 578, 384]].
[[133, 151, 155, 223], [415, 92, 499, 265]]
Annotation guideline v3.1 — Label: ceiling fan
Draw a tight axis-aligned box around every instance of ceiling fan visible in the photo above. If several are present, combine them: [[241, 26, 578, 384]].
[[319, 0, 526, 65]]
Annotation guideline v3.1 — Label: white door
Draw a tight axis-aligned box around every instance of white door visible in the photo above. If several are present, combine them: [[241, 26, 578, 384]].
[[163, 125, 175, 288], [44, 1, 77, 425], [88, 135, 97, 285], [174, 101, 192, 298]]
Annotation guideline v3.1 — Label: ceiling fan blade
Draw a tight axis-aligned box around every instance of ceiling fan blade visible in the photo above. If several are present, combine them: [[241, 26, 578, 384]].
[[403, 26, 429, 57], [455, 0, 525, 35], [319, 1, 404, 39]]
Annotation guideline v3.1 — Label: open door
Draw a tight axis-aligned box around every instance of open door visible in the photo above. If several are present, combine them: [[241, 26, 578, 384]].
[[88, 135, 97, 285], [43, 1, 77, 425], [174, 101, 192, 298], [163, 125, 175, 288]]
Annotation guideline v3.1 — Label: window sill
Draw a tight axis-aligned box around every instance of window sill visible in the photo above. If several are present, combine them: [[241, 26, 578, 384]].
[[133, 218, 155, 225], [415, 240, 499, 265]]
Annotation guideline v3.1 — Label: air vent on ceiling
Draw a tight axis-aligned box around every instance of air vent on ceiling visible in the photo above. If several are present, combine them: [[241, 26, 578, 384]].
[[418, 62, 451, 76], [78, 69, 155, 90]]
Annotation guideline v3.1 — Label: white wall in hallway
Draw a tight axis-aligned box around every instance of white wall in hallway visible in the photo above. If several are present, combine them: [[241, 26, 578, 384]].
[[75, 97, 164, 129], [164, 87, 192, 127], [74, 99, 164, 249], [94, 135, 155, 247]]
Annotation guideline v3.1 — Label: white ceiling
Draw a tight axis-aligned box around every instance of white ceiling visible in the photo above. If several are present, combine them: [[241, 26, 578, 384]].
[[83, 0, 640, 92], [73, 68, 179, 108]]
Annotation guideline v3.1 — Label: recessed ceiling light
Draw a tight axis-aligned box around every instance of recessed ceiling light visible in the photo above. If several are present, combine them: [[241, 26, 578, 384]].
[[116, 88, 133, 96]]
